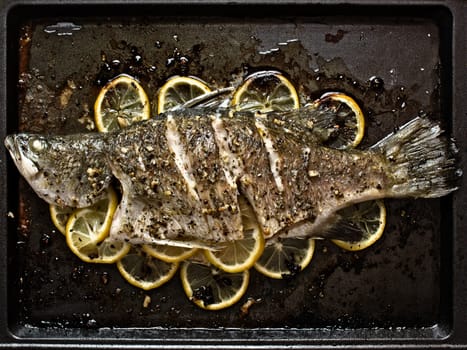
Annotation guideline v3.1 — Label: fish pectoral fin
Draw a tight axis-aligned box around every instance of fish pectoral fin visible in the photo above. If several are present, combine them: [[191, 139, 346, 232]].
[[317, 214, 366, 242], [109, 192, 145, 242], [281, 212, 365, 242]]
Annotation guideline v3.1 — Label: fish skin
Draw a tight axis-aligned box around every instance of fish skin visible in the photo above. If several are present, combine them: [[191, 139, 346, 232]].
[[108, 110, 244, 246], [106, 107, 348, 245], [4, 106, 459, 247], [227, 112, 390, 239]]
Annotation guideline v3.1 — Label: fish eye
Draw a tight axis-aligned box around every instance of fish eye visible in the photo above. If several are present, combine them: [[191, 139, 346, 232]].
[[29, 138, 48, 153]]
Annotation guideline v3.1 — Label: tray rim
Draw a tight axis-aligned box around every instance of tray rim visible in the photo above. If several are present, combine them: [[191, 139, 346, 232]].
[[0, 0, 465, 348]]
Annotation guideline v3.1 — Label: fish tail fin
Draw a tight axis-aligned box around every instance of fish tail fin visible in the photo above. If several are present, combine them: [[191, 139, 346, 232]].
[[371, 117, 461, 198]]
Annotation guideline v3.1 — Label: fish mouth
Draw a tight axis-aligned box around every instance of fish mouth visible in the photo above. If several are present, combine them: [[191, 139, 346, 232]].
[[4, 135, 16, 154], [4, 134, 40, 180], [4, 135, 21, 163]]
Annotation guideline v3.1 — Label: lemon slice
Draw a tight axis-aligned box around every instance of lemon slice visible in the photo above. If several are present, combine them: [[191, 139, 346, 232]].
[[94, 74, 150, 132], [157, 76, 212, 114], [180, 261, 249, 310], [254, 238, 315, 279], [117, 247, 179, 290], [204, 196, 264, 273], [231, 70, 300, 113], [69, 234, 130, 264], [65, 208, 128, 263], [49, 204, 74, 235], [313, 92, 365, 149], [332, 200, 387, 251], [65, 187, 119, 262], [142, 244, 198, 263]]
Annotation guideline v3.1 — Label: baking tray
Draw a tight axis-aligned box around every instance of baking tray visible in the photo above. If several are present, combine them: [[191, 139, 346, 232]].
[[0, 0, 466, 348]]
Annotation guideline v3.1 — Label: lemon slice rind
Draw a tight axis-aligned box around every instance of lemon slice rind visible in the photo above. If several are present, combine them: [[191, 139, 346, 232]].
[[313, 92, 365, 149], [157, 76, 212, 114], [142, 244, 198, 263], [231, 70, 300, 113], [180, 261, 250, 311], [332, 200, 387, 251], [254, 238, 315, 279], [117, 248, 179, 290]]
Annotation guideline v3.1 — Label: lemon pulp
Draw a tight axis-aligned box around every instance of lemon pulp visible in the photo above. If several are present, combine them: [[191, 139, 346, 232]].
[[94, 74, 150, 132], [180, 260, 249, 310], [65, 187, 124, 263], [117, 247, 179, 290], [49, 204, 74, 235], [254, 238, 315, 279], [231, 70, 300, 113], [332, 200, 387, 251], [157, 76, 212, 114], [312, 92, 365, 149]]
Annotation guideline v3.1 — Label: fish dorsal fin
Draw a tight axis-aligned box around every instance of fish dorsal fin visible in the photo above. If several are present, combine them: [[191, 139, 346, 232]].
[[240, 106, 341, 147]]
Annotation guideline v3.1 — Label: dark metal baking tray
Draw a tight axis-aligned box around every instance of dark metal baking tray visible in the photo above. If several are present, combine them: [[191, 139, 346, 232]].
[[0, 0, 466, 348]]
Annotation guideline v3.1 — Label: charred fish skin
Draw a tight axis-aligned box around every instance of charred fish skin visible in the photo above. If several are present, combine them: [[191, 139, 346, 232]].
[[4, 133, 111, 208]]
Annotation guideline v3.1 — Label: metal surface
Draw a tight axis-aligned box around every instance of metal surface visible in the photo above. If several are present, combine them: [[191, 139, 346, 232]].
[[0, 0, 466, 348]]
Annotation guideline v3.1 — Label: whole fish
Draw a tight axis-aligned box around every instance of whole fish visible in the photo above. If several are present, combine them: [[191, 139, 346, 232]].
[[4, 106, 459, 248]]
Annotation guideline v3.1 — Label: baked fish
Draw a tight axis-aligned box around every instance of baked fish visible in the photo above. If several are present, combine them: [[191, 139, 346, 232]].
[[4, 106, 460, 248]]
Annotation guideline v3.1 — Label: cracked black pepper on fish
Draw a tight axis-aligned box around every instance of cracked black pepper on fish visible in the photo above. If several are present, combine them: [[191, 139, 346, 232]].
[[4, 106, 460, 248]]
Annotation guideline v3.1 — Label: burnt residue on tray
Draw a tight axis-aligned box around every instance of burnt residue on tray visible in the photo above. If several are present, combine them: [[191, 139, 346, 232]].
[[325, 29, 349, 43], [7, 13, 450, 331]]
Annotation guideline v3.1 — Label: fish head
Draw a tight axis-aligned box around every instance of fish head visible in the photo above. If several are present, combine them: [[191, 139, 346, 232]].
[[5, 133, 50, 182], [5, 133, 111, 208]]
